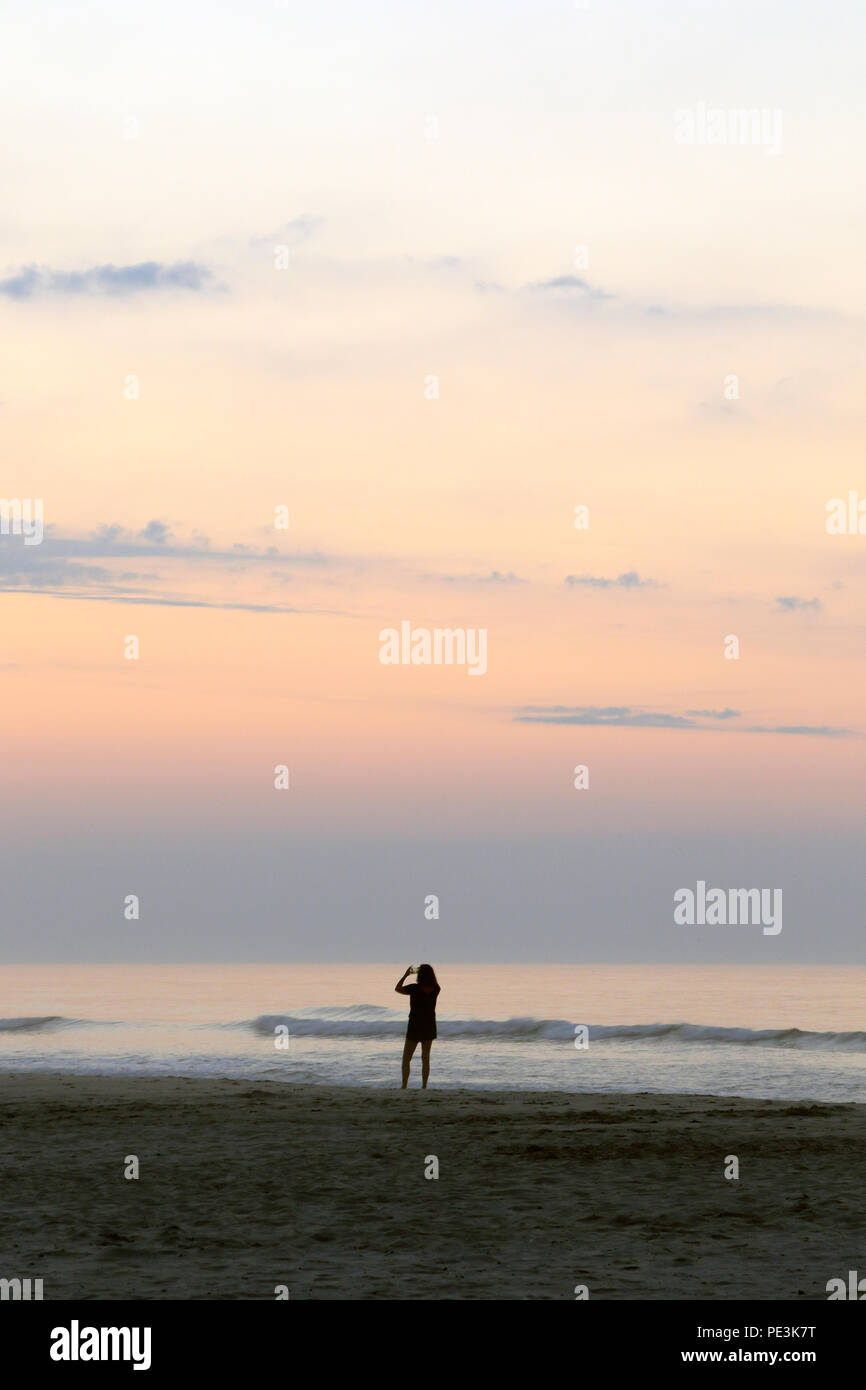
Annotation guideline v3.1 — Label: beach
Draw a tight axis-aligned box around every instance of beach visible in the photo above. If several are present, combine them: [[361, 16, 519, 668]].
[[1, 1072, 862, 1300]]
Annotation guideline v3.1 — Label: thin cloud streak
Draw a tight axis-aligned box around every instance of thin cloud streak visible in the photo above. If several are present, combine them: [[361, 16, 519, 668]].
[[1, 589, 331, 615], [516, 706, 696, 728], [564, 571, 658, 590], [515, 706, 854, 737], [775, 595, 823, 613], [0, 261, 216, 298], [744, 725, 852, 738], [249, 214, 324, 248], [4, 526, 328, 567]]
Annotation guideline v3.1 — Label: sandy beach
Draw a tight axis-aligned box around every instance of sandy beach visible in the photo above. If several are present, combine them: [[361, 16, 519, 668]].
[[0, 1073, 862, 1300]]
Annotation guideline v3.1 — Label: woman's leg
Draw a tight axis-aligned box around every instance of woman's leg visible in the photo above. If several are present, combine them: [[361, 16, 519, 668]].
[[402, 1038, 418, 1087], [421, 1039, 433, 1088]]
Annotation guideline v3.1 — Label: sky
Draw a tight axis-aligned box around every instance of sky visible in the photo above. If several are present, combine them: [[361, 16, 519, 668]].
[[1, 0, 865, 961]]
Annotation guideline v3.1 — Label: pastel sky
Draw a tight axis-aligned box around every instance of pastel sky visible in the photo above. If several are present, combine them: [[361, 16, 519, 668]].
[[2, 1, 864, 960]]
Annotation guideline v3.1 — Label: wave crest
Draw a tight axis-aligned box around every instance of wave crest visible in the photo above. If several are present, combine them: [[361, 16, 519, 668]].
[[248, 1014, 866, 1051], [0, 1015, 67, 1033]]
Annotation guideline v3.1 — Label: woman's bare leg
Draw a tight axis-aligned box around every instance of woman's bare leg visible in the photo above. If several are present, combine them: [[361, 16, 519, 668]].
[[421, 1040, 433, 1088], [402, 1038, 418, 1087]]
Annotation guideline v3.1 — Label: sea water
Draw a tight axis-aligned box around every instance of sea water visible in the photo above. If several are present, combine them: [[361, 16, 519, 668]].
[[0, 963, 863, 1102]]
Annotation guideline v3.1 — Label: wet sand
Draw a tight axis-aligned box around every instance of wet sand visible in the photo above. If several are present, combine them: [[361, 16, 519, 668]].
[[0, 1073, 862, 1299]]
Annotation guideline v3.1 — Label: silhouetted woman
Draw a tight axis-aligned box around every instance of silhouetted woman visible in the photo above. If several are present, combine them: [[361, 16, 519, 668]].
[[395, 963, 441, 1088]]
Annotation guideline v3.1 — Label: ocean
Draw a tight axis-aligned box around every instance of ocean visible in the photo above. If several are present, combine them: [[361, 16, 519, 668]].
[[1, 963, 864, 1102]]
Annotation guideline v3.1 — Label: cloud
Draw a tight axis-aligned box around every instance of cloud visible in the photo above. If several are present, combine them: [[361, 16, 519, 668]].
[[0, 261, 215, 299], [524, 274, 613, 301], [515, 706, 854, 737], [0, 581, 326, 615], [429, 569, 523, 585], [31, 524, 327, 566], [511, 273, 843, 325], [564, 571, 658, 589], [0, 559, 119, 588], [138, 520, 172, 545], [638, 301, 846, 326], [515, 706, 697, 728], [249, 215, 324, 248], [744, 725, 851, 738], [0, 522, 331, 613], [13, 591, 308, 614], [775, 595, 823, 612]]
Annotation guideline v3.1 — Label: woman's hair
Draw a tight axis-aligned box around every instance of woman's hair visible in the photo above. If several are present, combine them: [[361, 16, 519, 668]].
[[416, 963, 438, 988]]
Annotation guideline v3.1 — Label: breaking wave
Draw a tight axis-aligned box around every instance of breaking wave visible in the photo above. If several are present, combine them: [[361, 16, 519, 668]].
[[6, 1008, 863, 1053], [0, 1015, 70, 1032], [247, 1010, 866, 1052]]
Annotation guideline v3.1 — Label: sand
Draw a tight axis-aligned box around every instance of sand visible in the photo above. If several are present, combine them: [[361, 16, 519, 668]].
[[0, 1073, 862, 1300]]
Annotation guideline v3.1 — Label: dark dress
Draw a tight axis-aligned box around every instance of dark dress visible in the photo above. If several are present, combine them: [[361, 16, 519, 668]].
[[405, 983, 440, 1042]]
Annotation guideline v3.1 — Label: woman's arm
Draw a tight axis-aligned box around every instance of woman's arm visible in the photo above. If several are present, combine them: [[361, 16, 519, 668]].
[[394, 967, 413, 995]]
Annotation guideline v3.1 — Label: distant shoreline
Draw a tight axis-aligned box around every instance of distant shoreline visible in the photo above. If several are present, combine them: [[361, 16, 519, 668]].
[[1, 1074, 862, 1299]]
